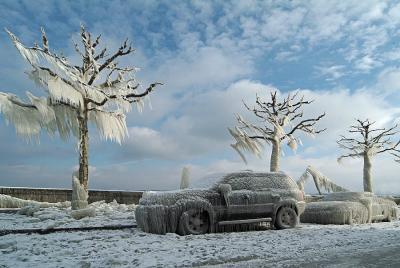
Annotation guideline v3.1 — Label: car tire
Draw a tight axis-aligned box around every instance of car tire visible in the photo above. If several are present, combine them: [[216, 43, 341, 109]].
[[178, 209, 210, 235], [177, 209, 210, 235], [275, 206, 298, 229]]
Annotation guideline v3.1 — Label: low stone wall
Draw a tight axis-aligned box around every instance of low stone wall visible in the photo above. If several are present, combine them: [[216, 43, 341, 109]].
[[0, 187, 143, 205]]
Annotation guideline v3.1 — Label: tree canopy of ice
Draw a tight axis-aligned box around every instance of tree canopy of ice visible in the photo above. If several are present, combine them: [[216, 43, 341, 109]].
[[0, 28, 160, 143], [229, 91, 325, 167], [297, 166, 348, 194]]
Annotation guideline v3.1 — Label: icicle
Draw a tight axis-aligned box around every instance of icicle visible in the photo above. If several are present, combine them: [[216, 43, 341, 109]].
[[297, 137, 303, 146], [282, 115, 290, 126], [297, 169, 309, 192], [26, 92, 55, 123], [47, 77, 83, 108], [27, 68, 53, 89], [231, 144, 248, 164], [135, 98, 144, 113], [145, 94, 153, 110], [53, 105, 80, 140], [228, 127, 263, 164], [297, 166, 349, 194], [0, 92, 43, 140], [7, 29, 80, 82], [287, 135, 298, 152], [89, 109, 128, 144], [112, 96, 131, 113]]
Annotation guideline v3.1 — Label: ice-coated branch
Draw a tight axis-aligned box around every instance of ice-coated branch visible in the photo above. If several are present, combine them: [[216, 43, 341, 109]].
[[338, 119, 400, 158], [297, 165, 348, 194], [285, 112, 326, 138], [88, 37, 134, 85]]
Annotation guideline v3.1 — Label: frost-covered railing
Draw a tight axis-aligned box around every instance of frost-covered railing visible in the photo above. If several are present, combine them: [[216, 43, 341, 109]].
[[0, 187, 143, 205]]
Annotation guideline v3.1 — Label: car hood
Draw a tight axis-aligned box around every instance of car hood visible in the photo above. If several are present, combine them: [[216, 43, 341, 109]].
[[139, 189, 215, 206]]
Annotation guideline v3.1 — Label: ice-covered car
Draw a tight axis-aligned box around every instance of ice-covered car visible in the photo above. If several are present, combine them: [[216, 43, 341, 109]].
[[135, 171, 306, 235], [300, 192, 399, 225]]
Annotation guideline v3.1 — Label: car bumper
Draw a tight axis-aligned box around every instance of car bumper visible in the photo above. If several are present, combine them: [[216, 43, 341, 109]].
[[135, 204, 179, 234]]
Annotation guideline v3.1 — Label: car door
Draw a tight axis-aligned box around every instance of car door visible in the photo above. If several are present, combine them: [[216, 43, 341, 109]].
[[226, 190, 255, 220], [250, 189, 278, 218]]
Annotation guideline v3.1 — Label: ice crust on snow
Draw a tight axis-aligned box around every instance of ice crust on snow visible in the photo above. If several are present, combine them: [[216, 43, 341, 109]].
[[0, 194, 70, 209], [1, 216, 400, 267], [0, 199, 136, 230]]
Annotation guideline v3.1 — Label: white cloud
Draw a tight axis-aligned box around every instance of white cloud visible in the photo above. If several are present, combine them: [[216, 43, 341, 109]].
[[316, 65, 346, 81]]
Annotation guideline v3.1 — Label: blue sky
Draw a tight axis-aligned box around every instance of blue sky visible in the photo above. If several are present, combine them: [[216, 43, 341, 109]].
[[1, 0, 400, 194]]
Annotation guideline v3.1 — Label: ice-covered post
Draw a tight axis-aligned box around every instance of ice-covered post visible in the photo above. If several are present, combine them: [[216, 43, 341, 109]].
[[229, 90, 326, 171], [337, 119, 400, 193], [0, 26, 162, 209]]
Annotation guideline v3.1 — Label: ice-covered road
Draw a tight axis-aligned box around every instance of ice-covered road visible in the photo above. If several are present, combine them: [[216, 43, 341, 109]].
[[1, 202, 399, 267], [1, 220, 399, 267]]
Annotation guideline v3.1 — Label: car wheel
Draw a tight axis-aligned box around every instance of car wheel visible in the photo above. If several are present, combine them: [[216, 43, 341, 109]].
[[178, 209, 210, 235], [275, 206, 298, 229]]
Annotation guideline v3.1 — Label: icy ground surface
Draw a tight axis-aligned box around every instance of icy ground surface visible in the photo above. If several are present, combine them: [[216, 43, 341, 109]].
[[0, 200, 136, 230], [1, 208, 399, 268]]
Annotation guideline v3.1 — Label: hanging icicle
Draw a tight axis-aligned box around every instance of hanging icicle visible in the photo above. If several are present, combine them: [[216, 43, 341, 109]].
[[47, 77, 83, 108], [89, 109, 128, 144], [0, 92, 43, 140]]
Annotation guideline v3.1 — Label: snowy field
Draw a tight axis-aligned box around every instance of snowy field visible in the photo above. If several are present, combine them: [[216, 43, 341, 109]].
[[0, 201, 136, 230], [1, 203, 399, 267]]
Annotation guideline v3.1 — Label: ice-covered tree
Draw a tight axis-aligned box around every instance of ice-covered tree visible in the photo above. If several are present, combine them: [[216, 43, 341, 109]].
[[228, 90, 326, 171], [0, 26, 161, 208], [337, 119, 400, 192]]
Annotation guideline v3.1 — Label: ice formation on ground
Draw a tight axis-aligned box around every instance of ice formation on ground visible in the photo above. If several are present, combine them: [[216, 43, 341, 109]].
[[180, 166, 190, 189], [0, 199, 136, 230], [1, 219, 400, 267], [70, 207, 96, 220], [0, 194, 70, 209], [71, 172, 88, 210]]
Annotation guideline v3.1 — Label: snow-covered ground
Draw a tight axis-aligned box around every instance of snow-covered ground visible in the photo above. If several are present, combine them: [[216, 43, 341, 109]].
[[1, 202, 399, 267], [0, 200, 135, 230]]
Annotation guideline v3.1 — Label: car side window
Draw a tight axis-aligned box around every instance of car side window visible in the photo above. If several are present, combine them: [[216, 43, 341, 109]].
[[222, 175, 252, 191]]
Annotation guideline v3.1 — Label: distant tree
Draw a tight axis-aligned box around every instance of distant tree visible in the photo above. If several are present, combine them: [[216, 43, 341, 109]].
[[0, 26, 161, 209], [337, 119, 400, 192], [229, 90, 326, 172]]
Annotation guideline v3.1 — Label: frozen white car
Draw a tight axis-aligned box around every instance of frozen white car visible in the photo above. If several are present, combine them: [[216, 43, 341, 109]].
[[135, 171, 306, 235], [301, 192, 399, 224]]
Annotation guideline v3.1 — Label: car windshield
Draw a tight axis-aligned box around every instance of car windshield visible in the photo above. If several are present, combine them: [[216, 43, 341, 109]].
[[189, 173, 228, 189]]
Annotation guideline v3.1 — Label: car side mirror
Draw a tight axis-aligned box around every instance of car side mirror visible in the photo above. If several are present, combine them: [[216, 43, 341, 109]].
[[218, 184, 232, 206]]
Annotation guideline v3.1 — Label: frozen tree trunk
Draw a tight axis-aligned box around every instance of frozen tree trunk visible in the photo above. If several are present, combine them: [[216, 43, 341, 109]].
[[270, 136, 280, 172], [363, 152, 372, 192], [72, 107, 89, 210], [78, 108, 89, 191]]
